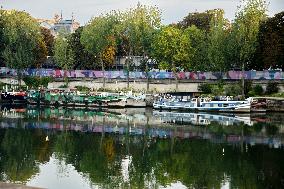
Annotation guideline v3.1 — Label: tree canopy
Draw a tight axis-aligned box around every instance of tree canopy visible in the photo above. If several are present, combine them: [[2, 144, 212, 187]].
[[1, 10, 42, 70], [0, 1, 282, 72]]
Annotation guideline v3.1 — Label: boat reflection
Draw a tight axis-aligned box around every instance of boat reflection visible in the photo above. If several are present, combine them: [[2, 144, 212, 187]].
[[1, 106, 255, 126], [0, 107, 283, 149], [153, 111, 254, 126]]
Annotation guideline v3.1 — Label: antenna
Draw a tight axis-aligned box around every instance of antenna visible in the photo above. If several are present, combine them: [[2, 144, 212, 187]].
[[60, 10, 63, 20]]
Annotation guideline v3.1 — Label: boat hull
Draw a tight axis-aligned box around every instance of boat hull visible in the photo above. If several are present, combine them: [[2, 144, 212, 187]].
[[1, 92, 27, 103]]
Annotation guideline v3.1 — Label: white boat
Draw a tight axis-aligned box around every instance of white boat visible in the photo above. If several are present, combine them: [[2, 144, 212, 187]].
[[153, 96, 252, 112]]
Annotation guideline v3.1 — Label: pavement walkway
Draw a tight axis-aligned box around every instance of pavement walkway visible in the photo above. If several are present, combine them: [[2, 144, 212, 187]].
[[0, 183, 44, 189]]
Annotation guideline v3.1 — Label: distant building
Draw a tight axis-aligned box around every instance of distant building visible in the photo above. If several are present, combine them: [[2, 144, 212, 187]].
[[37, 13, 80, 36]]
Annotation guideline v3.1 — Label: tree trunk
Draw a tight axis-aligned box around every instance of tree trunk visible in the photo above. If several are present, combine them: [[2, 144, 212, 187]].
[[242, 62, 245, 98], [175, 72, 178, 91], [100, 57, 106, 88], [146, 74, 150, 92], [17, 69, 22, 89], [127, 58, 130, 89], [146, 57, 150, 92], [62, 67, 69, 88]]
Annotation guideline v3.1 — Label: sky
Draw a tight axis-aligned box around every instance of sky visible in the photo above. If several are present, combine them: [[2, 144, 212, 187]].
[[1, 0, 283, 25]]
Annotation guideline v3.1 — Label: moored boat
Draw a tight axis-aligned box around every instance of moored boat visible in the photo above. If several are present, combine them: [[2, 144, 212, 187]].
[[1, 90, 27, 103], [153, 96, 252, 112], [27, 89, 147, 108]]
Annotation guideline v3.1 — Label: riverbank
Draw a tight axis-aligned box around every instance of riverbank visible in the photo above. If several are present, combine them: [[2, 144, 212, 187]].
[[1, 77, 284, 93]]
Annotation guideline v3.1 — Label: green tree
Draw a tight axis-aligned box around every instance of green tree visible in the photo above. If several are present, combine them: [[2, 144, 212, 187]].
[[152, 26, 192, 90], [177, 9, 226, 31], [233, 0, 268, 95], [255, 11, 284, 70], [81, 14, 119, 87], [207, 9, 229, 72], [40, 27, 55, 56], [54, 34, 75, 70], [68, 27, 97, 69], [118, 3, 161, 89], [34, 37, 48, 68], [1, 10, 42, 84], [184, 25, 208, 71]]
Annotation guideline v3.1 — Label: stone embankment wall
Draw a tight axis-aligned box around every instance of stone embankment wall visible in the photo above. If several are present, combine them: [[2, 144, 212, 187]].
[[48, 80, 200, 93], [1, 77, 284, 93], [47, 79, 284, 93]]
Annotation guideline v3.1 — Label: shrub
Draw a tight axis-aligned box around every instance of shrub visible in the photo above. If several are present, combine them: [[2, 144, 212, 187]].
[[41, 77, 53, 87], [75, 86, 90, 92], [248, 90, 255, 97], [23, 76, 40, 89], [198, 83, 212, 94], [58, 83, 68, 88], [224, 83, 242, 96], [253, 84, 263, 96], [266, 81, 279, 95], [23, 76, 53, 89]]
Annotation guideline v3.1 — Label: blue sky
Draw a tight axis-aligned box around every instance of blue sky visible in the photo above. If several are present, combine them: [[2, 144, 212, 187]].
[[1, 0, 283, 25]]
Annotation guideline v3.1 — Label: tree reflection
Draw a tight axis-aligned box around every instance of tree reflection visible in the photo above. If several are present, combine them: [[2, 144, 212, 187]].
[[52, 132, 284, 189], [0, 117, 283, 188], [0, 128, 52, 183]]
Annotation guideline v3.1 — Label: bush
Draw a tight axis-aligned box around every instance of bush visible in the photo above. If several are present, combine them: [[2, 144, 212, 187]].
[[23, 76, 38, 88], [75, 86, 90, 92], [224, 83, 242, 96], [266, 81, 279, 95], [41, 77, 53, 87], [198, 83, 212, 94], [253, 84, 263, 96], [58, 83, 68, 88], [23, 76, 53, 89]]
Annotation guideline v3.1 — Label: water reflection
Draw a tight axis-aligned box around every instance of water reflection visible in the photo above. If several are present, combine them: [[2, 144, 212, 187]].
[[0, 106, 283, 189]]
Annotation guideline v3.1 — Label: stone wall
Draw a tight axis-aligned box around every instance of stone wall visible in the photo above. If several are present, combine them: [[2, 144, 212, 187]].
[[47, 80, 200, 93]]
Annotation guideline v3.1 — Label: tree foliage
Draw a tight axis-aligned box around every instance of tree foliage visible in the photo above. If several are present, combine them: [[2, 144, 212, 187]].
[[54, 34, 74, 70], [177, 9, 226, 31], [207, 10, 229, 72], [1, 10, 42, 70], [184, 26, 208, 71], [81, 13, 119, 64], [118, 3, 161, 57], [233, 0, 268, 69], [152, 26, 192, 72], [40, 27, 55, 56], [81, 13, 119, 86], [256, 11, 284, 69], [0, 1, 283, 73], [68, 27, 97, 69]]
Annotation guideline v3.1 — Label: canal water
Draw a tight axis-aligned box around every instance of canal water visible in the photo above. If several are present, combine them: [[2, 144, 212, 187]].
[[0, 106, 283, 189]]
